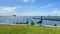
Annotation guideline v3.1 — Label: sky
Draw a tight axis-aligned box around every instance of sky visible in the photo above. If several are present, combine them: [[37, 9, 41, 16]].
[[0, 0, 60, 16]]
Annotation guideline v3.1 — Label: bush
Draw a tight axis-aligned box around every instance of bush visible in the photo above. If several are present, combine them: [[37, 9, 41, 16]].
[[30, 20, 35, 25]]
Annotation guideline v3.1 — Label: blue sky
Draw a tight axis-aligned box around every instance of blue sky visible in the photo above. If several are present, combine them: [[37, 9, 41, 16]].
[[0, 0, 60, 16]]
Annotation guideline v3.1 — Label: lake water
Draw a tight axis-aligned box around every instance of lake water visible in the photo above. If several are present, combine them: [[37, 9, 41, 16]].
[[0, 16, 60, 26]]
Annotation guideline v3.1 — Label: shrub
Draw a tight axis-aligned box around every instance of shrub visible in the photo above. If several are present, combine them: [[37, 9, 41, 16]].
[[30, 20, 35, 25]]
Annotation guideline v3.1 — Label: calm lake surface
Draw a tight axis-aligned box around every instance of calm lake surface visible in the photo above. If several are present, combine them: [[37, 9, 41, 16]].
[[0, 16, 60, 26]]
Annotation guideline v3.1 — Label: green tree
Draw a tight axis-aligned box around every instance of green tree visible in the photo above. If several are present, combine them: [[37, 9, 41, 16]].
[[30, 20, 35, 25]]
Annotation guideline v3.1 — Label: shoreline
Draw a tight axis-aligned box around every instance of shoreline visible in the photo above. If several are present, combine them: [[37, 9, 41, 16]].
[[43, 25, 60, 27], [0, 24, 60, 27]]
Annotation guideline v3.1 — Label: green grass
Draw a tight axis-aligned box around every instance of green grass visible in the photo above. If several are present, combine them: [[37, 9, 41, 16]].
[[0, 24, 60, 34]]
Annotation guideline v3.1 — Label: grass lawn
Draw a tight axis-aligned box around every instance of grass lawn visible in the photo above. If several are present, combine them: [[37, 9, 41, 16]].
[[0, 24, 60, 34]]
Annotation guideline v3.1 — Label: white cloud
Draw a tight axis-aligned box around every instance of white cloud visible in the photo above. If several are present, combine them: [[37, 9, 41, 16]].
[[24, 9, 60, 16], [0, 7, 17, 15], [0, 6, 60, 16], [40, 4, 53, 9], [22, 0, 29, 2], [1, 7, 17, 12], [22, 0, 35, 3], [40, 9, 60, 16], [50, 9, 60, 16]]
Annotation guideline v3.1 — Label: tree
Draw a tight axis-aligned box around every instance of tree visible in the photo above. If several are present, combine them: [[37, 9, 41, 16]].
[[13, 15, 16, 17], [30, 20, 35, 25]]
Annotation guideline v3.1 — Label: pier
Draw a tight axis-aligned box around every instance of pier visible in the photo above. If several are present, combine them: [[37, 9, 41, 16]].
[[33, 16, 60, 21]]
